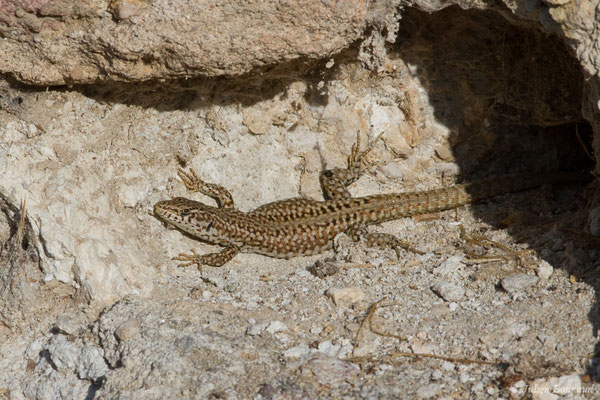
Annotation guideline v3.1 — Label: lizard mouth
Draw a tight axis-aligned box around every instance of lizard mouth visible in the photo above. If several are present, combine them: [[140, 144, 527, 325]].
[[152, 200, 180, 226], [153, 200, 168, 217]]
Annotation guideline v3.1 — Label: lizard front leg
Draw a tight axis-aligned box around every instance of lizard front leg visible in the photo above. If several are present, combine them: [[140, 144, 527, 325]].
[[174, 245, 241, 272], [178, 168, 235, 208], [320, 131, 381, 200]]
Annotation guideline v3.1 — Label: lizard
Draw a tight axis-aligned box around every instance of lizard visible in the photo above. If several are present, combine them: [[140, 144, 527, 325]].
[[153, 132, 589, 271]]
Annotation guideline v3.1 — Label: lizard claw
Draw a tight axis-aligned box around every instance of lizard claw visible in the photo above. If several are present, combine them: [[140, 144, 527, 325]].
[[177, 168, 203, 192], [347, 131, 383, 173], [174, 249, 203, 273]]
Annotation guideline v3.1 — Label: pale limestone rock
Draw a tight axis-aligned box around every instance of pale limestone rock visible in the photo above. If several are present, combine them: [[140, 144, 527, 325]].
[[537, 260, 554, 280], [431, 281, 465, 302], [115, 318, 142, 341], [501, 274, 539, 294], [327, 286, 365, 306]]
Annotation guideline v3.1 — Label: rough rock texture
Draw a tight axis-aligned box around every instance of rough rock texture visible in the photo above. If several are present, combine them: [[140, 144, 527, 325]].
[[1, 0, 600, 398], [0, 0, 398, 85]]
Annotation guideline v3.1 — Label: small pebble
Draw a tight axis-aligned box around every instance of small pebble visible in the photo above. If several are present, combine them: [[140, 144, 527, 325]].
[[266, 321, 288, 334], [283, 344, 310, 359], [431, 281, 465, 302], [301, 356, 360, 385], [76, 346, 109, 380], [246, 322, 268, 336], [416, 383, 441, 399], [115, 318, 141, 341], [552, 374, 581, 396], [509, 380, 527, 396], [54, 315, 80, 336], [588, 205, 600, 236], [317, 340, 340, 357], [537, 261, 553, 280], [113, 0, 142, 20], [310, 325, 323, 335], [441, 361, 455, 371], [327, 286, 365, 306], [308, 260, 339, 278], [530, 378, 557, 400], [471, 381, 484, 393], [501, 274, 539, 294], [353, 342, 377, 357], [433, 256, 464, 276]]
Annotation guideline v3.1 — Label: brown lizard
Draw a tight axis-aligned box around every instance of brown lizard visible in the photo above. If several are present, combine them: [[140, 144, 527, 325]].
[[154, 133, 589, 270]]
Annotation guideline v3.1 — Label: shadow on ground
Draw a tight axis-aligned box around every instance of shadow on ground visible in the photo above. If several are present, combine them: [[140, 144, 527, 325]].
[[395, 6, 599, 380]]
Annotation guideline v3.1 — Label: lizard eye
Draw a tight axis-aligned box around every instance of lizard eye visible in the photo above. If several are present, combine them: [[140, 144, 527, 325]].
[[180, 208, 191, 216]]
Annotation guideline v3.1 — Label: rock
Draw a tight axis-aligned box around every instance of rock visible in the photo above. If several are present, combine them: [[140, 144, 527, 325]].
[[54, 315, 84, 336], [501, 274, 539, 294], [433, 256, 464, 277], [115, 318, 141, 341], [76, 346, 109, 380], [550, 374, 581, 396], [301, 356, 360, 385], [353, 342, 377, 358], [537, 260, 553, 280], [530, 378, 559, 400], [266, 321, 288, 334], [283, 344, 311, 359], [317, 340, 340, 357], [246, 322, 269, 336], [308, 260, 340, 278], [46, 335, 79, 371], [112, 0, 145, 20], [0, 1, 382, 85], [431, 281, 465, 302], [326, 287, 365, 306], [416, 383, 441, 399], [588, 206, 600, 236]]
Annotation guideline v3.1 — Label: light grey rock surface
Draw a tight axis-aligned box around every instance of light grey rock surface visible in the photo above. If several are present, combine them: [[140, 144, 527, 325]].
[[0, 0, 599, 398], [431, 281, 465, 302], [501, 273, 540, 294]]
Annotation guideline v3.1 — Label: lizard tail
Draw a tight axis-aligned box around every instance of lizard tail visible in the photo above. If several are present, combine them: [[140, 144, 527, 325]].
[[463, 171, 593, 203], [361, 171, 593, 221]]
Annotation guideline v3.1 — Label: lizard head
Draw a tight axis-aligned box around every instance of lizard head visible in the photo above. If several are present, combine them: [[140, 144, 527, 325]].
[[153, 197, 215, 234]]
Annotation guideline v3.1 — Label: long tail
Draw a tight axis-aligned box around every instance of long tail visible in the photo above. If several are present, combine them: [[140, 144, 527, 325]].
[[356, 172, 592, 222], [454, 171, 592, 204]]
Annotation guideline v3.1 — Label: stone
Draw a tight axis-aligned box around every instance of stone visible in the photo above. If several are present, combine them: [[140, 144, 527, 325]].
[[501, 274, 539, 294], [115, 318, 141, 341], [431, 281, 465, 302], [416, 383, 441, 399], [326, 287, 365, 306], [537, 261, 554, 280], [246, 322, 269, 336], [283, 344, 311, 359], [433, 256, 464, 277], [266, 321, 288, 334], [76, 346, 109, 380]]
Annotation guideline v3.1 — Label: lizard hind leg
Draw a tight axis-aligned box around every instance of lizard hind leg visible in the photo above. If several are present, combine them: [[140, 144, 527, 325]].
[[346, 226, 424, 257], [320, 131, 382, 200]]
